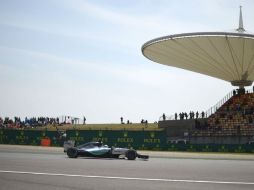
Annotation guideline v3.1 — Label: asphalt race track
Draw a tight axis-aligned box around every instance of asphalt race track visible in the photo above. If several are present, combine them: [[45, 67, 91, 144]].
[[0, 145, 254, 190]]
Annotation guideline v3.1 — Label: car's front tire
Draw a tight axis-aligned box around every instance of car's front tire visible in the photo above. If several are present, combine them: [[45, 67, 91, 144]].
[[67, 147, 78, 158], [126, 150, 137, 160]]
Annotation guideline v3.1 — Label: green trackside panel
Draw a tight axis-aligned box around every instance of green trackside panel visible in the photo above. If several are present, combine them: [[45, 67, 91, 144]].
[[16, 130, 41, 145], [166, 144, 198, 152], [88, 130, 119, 145], [110, 130, 167, 150], [0, 129, 37, 145], [67, 130, 100, 146], [22, 130, 41, 145], [87, 130, 127, 147], [217, 144, 246, 153], [1, 129, 24, 145], [0, 129, 63, 146], [245, 145, 254, 153], [166, 143, 187, 151], [67, 130, 97, 145], [230, 144, 248, 153], [44, 131, 57, 139], [200, 144, 219, 152], [113, 131, 143, 149], [139, 131, 167, 150], [0, 129, 10, 144], [165, 143, 254, 153]]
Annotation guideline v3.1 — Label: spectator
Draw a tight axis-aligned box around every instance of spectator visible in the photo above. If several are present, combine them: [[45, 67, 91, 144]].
[[162, 113, 166, 121], [196, 111, 199, 119], [201, 111, 205, 118], [181, 112, 185, 120], [175, 113, 177, 120], [184, 112, 188, 120], [83, 117, 86, 124]]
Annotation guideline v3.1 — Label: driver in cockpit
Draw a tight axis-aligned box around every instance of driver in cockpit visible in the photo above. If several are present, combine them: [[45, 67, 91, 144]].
[[98, 139, 103, 147]]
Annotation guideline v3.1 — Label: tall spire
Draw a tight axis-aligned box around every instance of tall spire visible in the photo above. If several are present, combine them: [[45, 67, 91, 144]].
[[237, 6, 245, 32]]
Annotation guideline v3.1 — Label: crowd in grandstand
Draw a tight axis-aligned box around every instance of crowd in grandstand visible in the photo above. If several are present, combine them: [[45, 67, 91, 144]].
[[194, 88, 254, 136], [158, 87, 254, 137], [0, 117, 60, 129], [0, 116, 83, 129]]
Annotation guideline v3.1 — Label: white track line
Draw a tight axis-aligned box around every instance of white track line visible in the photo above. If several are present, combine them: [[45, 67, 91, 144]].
[[0, 170, 254, 185]]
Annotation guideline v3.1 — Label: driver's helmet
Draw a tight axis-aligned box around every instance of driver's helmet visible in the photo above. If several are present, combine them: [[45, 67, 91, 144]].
[[98, 139, 103, 147]]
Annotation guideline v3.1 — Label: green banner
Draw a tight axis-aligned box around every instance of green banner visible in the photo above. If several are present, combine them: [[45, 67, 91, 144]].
[[0, 129, 64, 146]]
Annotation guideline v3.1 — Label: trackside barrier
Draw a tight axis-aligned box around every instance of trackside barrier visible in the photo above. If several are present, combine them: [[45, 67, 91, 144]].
[[0, 129, 254, 153], [169, 144, 254, 153], [0, 129, 64, 146]]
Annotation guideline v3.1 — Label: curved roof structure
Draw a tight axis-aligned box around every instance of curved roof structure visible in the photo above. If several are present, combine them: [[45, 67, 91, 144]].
[[142, 7, 254, 87]]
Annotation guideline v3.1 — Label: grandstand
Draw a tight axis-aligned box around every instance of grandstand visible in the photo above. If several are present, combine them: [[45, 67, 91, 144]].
[[192, 91, 254, 139], [158, 92, 254, 145]]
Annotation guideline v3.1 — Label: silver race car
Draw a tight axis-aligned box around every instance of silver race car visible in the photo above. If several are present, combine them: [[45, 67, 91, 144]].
[[64, 141, 149, 160]]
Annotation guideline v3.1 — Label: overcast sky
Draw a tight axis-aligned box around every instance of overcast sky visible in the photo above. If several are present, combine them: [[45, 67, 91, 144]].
[[1, 0, 254, 123]]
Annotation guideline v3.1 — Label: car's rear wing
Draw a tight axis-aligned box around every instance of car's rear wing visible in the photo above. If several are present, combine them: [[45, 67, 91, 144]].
[[63, 140, 75, 152]]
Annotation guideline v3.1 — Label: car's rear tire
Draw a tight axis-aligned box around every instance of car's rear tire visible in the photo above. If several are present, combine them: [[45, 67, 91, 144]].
[[67, 147, 78, 158], [126, 150, 137, 160]]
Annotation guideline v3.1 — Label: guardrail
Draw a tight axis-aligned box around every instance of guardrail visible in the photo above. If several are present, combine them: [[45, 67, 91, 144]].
[[205, 90, 234, 117]]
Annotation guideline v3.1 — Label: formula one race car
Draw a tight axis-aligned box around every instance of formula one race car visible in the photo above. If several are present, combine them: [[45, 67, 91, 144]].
[[64, 141, 149, 160]]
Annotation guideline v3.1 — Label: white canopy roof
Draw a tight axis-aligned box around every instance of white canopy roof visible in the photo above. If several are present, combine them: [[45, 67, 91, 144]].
[[142, 7, 254, 87]]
